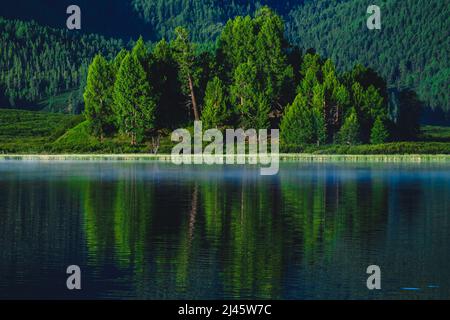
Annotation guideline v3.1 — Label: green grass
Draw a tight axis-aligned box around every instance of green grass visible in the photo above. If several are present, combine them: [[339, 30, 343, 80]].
[[1, 108, 450, 155], [52, 121, 176, 154], [0, 109, 84, 153], [420, 126, 450, 142], [283, 142, 450, 155]]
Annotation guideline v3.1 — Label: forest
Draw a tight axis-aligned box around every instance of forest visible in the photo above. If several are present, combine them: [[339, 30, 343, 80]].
[[81, 7, 421, 152], [0, 0, 448, 116], [0, 17, 123, 112]]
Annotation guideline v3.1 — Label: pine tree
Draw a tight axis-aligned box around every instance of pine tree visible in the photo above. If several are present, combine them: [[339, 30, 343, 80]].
[[113, 53, 156, 145], [230, 60, 270, 129], [112, 49, 128, 73], [201, 77, 229, 129], [254, 6, 293, 108], [132, 37, 149, 64], [280, 93, 314, 146], [83, 54, 115, 140], [370, 116, 389, 144], [254, 94, 271, 130], [172, 27, 201, 121], [231, 61, 258, 112], [312, 83, 327, 145], [337, 108, 361, 145], [132, 36, 151, 75]]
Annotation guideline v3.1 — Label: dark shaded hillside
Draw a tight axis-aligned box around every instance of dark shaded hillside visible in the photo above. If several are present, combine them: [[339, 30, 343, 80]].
[[1, 0, 300, 41], [0, 0, 149, 39]]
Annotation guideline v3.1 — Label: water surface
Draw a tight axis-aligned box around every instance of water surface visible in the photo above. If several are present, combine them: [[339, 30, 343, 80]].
[[0, 161, 449, 299]]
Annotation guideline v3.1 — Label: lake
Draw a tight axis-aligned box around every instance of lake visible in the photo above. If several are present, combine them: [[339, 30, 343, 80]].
[[0, 160, 449, 299]]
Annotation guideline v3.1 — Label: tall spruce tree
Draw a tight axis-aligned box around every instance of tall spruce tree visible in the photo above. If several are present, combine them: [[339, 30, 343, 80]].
[[280, 93, 314, 146], [201, 77, 229, 129], [83, 54, 115, 140], [172, 27, 201, 121], [337, 108, 361, 145], [230, 60, 270, 128], [113, 53, 156, 145], [370, 116, 389, 144]]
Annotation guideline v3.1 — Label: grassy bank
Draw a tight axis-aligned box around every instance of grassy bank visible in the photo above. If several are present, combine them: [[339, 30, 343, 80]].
[[282, 142, 450, 155], [1, 109, 450, 156], [1, 154, 450, 163], [0, 109, 84, 153]]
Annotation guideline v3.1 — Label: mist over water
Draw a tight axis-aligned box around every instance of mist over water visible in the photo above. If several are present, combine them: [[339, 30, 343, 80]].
[[0, 161, 449, 299]]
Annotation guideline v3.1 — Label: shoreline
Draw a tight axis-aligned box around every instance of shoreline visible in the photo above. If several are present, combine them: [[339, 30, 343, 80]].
[[1, 154, 450, 163]]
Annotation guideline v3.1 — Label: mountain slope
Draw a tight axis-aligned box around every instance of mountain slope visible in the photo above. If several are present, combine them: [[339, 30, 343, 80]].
[[287, 0, 449, 112], [0, 0, 448, 115], [0, 18, 123, 111]]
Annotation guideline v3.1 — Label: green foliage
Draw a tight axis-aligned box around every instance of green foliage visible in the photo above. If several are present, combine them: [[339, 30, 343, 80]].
[[2, 0, 448, 117], [1, 5, 436, 154], [288, 0, 449, 113], [0, 109, 83, 153], [218, 7, 294, 111], [421, 126, 450, 142], [172, 27, 202, 121], [282, 53, 390, 147], [83, 54, 116, 139], [0, 17, 123, 112], [370, 116, 390, 144], [131, 0, 292, 43], [113, 53, 157, 145], [201, 77, 229, 129], [2, 108, 449, 155], [228, 60, 270, 129], [283, 142, 450, 155], [337, 108, 361, 145], [131, 0, 449, 113], [280, 94, 314, 146]]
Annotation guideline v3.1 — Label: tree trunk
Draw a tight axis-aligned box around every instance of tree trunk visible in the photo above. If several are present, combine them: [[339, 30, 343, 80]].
[[188, 74, 200, 121]]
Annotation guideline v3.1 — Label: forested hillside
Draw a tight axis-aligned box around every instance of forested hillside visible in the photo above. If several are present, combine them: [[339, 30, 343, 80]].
[[0, 0, 448, 116], [0, 18, 123, 112], [131, 0, 297, 42], [287, 0, 449, 112]]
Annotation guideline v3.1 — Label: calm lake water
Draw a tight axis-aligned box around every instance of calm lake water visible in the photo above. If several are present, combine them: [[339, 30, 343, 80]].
[[0, 160, 449, 300]]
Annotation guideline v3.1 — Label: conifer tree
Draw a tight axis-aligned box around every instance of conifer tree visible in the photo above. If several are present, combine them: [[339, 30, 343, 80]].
[[113, 53, 156, 145], [280, 94, 314, 146], [112, 49, 128, 73], [172, 27, 201, 121], [201, 77, 229, 129], [132, 36, 151, 74], [337, 108, 361, 145], [83, 54, 115, 140], [230, 60, 270, 128], [312, 83, 327, 145], [370, 116, 389, 144]]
